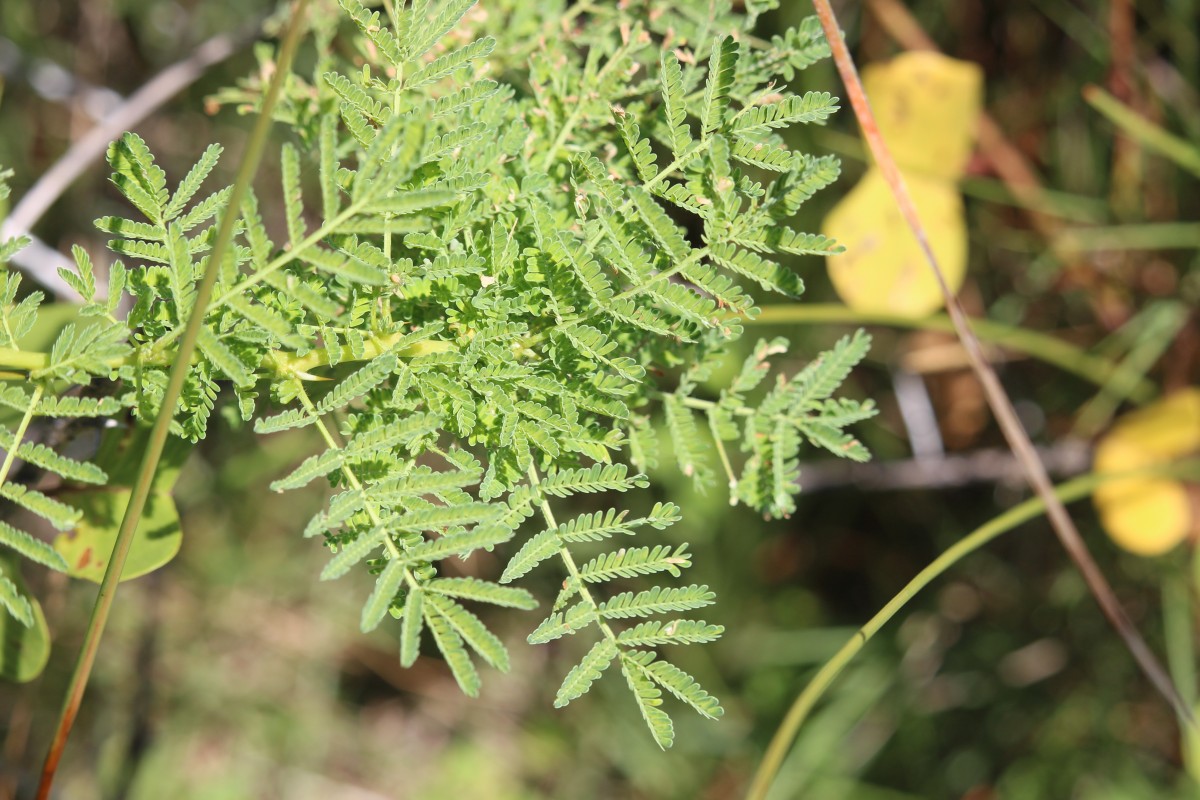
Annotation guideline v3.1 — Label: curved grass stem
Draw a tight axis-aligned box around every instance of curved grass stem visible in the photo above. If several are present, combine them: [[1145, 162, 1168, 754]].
[[35, 3, 311, 795], [746, 460, 1200, 800]]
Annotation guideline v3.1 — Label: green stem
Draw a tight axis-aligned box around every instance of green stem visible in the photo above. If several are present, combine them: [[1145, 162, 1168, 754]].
[[293, 383, 406, 565], [528, 465, 621, 646], [0, 386, 43, 487], [708, 411, 738, 499], [35, 3, 311, 795], [1083, 84, 1200, 179], [1164, 572, 1200, 782], [745, 460, 1200, 800], [749, 304, 1158, 405], [0, 348, 47, 373], [540, 30, 638, 172], [265, 334, 452, 377]]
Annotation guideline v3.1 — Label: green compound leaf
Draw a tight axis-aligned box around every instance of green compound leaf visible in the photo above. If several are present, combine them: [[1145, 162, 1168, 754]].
[[426, 605, 481, 697], [732, 91, 839, 134], [320, 524, 387, 581], [539, 464, 648, 498], [615, 619, 725, 647], [659, 50, 692, 157], [426, 593, 510, 672], [0, 520, 68, 572], [577, 544, 692, 584], [407, 36, 496, 89], [399, 588, 425, 668], [701, 35, 740, 136], [630, 650, 723, 720], [598, 585, 716, 619], [427, 577, 536, 610]]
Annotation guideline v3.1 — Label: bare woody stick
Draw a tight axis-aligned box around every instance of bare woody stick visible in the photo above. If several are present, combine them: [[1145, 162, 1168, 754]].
[[2, 24, 260, 299], [811, 0, 1193, 723]]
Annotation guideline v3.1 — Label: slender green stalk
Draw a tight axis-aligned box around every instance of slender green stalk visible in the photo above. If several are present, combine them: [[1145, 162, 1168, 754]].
[[35, 3, 311, 795], [749, 303, 1157, 404], [746, 461, 1200, 800], [1164, 572, 1200, 782], [264, 334, 452, 377], [293, 383, 406, 566], [1073, 302, 1188, 436], [527, 465, 621, 647], [1083, 84, 1200, 179], [0, 386, 43, 487], [1053, 222, 1200, 252]]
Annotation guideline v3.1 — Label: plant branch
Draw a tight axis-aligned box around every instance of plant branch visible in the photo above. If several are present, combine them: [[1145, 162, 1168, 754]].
[[539, 29, 639, 172], [35, 3, 310, 795], [0, 331, 451, 381], [746, 459, 1200, 800], [813, 0, 1193, 735]]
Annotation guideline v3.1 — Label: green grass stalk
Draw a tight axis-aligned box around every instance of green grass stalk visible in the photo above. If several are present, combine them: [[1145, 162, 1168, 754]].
[[747, 460, 1200, 800], [35, 2, 311, 794]]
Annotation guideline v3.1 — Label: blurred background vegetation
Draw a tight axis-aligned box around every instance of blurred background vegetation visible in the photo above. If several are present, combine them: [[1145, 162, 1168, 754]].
[[1, 0, 1199, 797]]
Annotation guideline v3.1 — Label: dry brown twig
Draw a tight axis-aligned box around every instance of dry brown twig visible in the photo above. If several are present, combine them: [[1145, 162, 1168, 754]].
[[1, 24, 260, 300], [812, 0, 1193, 723]]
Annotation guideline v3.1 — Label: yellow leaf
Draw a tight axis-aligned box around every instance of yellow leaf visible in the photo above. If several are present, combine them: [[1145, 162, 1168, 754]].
[[862, 52, 984, 182], [823, 168, 967, 317], [53, 489, 182, 583], [821, 52, 982, 317], [1093, 388, 1200, 556]]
